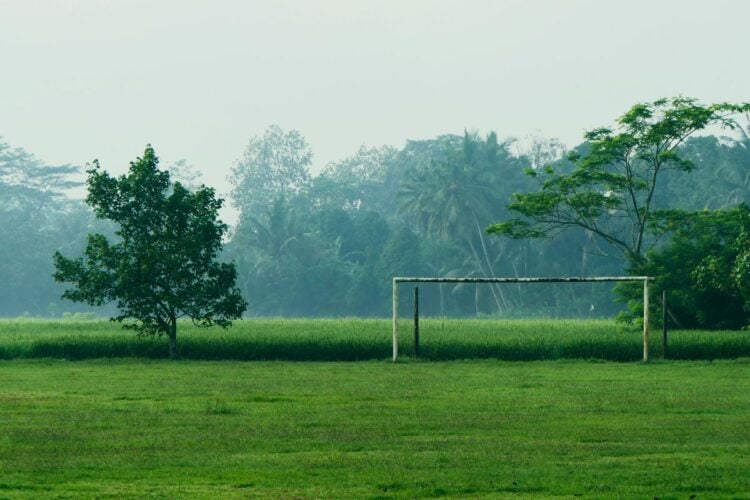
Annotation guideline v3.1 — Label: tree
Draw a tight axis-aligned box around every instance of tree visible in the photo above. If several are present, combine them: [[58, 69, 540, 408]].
[[53, 146, 246, 359], [230, 125, 312, 219], [692, 204, 750, 327], [1, 137, 80, 215], [398, 131, 524, 312], [488, 97, 750, 265], [312, 144, 397, 212], [167, 158, 204, 190], [0, 139, 87, 316], [228, 197, 362, 316], [660, 132, 750, 210], [1, 138, 80, 194], [619, 205, 750, 329], [322, 144, 396, 184]]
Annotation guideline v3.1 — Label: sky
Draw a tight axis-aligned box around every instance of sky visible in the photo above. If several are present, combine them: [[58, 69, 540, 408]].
[[1, 0, 749, 223]]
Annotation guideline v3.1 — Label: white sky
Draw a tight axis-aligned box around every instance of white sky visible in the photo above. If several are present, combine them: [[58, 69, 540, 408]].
[[1, 0, 749, 223]]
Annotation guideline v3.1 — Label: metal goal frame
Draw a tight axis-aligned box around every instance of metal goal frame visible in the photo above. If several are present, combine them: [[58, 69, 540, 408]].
[[392, 276, 654, 362]]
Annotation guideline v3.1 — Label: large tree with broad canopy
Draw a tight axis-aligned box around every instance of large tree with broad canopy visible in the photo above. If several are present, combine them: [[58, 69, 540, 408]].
[[53, 146, 246, 359], [488, 97, 750, 265]]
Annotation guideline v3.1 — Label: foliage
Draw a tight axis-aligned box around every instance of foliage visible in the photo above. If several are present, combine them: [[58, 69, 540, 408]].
[[236, 204, 395, 316], [0, 137, 80, 204], [690, 206, 750, 326], [660, 133, 750, 210], [53, 146, 246, 358], [323, 144, 396, 183], [0, 139, 94, 316], [488, 97, 750, 264], [399, 131, 502, 241], [166, 158, 204, 190], [312, 144, 398, 213], [4, 110, 750, 320], [627, 205, 750, 329], [398, 131, 530, 313], [230, 124, 312, 219]]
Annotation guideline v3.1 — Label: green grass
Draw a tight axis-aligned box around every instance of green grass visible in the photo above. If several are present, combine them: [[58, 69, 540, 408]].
[[1, 318, 749, 361], [1, 359, 749, 497]]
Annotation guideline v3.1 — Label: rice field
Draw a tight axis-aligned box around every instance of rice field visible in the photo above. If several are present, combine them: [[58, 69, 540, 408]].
[[1, 318, 749, 361]]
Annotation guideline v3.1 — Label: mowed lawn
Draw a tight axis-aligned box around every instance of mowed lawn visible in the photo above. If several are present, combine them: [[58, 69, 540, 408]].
[[1, 360, 749, 498]]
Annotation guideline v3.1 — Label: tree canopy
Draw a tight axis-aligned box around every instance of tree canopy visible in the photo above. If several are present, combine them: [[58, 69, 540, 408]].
[[488, 98, 750, 264], [2, 101, 750, 325], [230, 125, 312, 219], [53, 146, 246, 358], [619, 205, 750, 329]]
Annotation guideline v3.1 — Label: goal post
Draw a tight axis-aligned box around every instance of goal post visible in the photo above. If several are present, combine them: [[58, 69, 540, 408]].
[[391, 276, 654, 362]]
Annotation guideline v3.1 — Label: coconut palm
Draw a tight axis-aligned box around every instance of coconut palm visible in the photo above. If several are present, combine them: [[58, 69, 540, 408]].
[[398, 131, 516, 312]]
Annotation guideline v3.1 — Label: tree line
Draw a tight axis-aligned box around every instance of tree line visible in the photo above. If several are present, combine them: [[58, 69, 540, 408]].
[[2, 97, 750, 328]]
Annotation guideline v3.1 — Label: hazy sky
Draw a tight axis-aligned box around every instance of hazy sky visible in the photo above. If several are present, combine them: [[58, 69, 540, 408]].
[[2, 0, 749, 221]]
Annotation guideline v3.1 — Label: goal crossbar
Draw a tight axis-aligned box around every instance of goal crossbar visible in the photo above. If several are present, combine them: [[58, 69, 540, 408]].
[[392, 276, 654, 362]]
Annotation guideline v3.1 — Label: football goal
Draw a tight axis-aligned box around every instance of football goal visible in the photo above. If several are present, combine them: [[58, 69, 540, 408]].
[[391, 276, 654, 362]]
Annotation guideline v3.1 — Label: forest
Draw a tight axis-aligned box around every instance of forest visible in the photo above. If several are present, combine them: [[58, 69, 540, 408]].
[[2, 99, 750, 327]]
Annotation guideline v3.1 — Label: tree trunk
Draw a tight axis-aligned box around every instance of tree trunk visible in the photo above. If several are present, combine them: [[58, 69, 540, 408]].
[[439, 282, 445, 318], [473, 214, 509, 311], [475, 283, 480, 316], [168, 335, 179, 360], [168, 319, 179, 360], [466, 240, 503, 312]]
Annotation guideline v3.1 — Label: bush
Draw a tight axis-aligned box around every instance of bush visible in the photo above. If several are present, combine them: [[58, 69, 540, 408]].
[[620, 205, 750, 330]]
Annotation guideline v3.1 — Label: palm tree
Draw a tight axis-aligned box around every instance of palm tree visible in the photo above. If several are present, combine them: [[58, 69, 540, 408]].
[[398, 131, 513, 312]]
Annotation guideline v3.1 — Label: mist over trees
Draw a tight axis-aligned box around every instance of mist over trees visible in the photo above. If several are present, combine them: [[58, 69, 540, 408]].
[[0, 139, 105, 317], [1, 98, 749, 325]]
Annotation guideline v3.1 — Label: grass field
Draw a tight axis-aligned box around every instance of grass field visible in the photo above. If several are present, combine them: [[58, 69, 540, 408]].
[[1, 318, 750, 361], [1, 359, 749, 497]]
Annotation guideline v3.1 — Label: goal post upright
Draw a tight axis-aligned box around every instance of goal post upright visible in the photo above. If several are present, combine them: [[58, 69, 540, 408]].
[[391, 276, 654, 363], [643, 278, 650, 362], [392, 277, 398, 362]]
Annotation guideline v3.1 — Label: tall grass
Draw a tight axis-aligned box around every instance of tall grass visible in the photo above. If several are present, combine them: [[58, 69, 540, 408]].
[[0, 318, 749, 361]]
